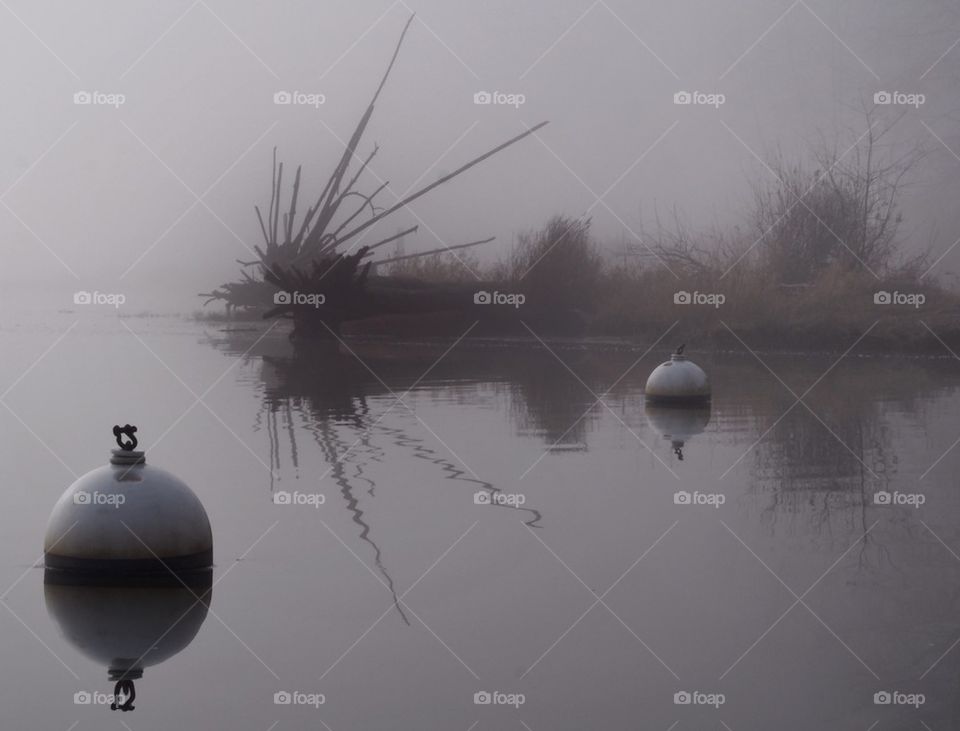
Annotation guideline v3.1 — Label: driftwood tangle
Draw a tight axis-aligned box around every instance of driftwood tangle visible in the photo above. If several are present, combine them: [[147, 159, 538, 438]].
[[201, 14, 548, 338]]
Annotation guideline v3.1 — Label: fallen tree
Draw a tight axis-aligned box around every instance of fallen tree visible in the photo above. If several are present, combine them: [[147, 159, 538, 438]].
[[201, 14, 547, 338]]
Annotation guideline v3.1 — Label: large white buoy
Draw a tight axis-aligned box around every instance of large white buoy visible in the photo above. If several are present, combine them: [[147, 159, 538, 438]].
[[45, 576, 211, 711], [645, 347, 711, 404], [44, 425, 213, 582]]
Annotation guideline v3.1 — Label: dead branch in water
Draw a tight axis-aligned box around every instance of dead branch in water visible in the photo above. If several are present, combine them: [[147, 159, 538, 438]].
[[202, 13, 547, 336]]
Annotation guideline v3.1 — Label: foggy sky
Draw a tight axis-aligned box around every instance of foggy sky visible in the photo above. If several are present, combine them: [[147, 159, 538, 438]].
[[2, 0, 959, 311]]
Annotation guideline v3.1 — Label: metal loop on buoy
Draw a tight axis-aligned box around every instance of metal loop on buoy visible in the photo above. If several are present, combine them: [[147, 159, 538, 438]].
[[112, 424, 138, 451], [110, 678, 136, 712], [110, 424, 145, 465]]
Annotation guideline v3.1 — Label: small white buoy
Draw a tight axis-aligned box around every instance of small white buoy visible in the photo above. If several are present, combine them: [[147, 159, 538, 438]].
[[44, 577, 211, 711], [645, 346, 711, 404], [44, 425, 212, 582]]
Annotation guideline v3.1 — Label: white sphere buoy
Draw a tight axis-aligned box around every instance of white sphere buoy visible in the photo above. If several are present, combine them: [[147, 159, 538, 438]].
[[44, 425, 212, 582], [645, 347, 710, 404], [44, 577, 211, 711]]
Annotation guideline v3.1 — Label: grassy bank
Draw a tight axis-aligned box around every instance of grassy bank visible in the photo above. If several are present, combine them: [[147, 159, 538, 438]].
[[196, 265, 960, 356], [199, 114, 960, 355], [370, 212, 959, 355]]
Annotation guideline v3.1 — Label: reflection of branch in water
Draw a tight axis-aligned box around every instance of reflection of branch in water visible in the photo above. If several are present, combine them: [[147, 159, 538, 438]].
[[299, 406, 411, 626], [267, 405, 279, 493], [285, 400, 300, 471], [853, 421, 898, 577], [246, 344, 546, 625], [252, 400, 274, 491], [264, 403, 303, 492], [376, 420, 543, 528]]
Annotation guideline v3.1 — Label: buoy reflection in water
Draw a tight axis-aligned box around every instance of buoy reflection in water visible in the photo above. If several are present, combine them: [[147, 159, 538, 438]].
[[43, 572, 212, 712], [644, 403, 711, 460]]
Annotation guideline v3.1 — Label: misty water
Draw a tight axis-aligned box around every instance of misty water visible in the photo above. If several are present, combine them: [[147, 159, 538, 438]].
[[3, 312, 960, 729]]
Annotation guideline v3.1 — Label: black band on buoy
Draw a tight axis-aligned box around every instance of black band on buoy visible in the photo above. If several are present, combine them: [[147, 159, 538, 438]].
[[44, 552, 214, 586]]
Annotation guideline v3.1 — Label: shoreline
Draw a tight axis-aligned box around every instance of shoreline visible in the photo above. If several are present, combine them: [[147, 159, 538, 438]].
[[197, 314, 960, 361]]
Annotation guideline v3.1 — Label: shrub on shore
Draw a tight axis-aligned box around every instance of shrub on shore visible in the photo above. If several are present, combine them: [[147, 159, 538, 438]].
[[380, 119, 958, 353]]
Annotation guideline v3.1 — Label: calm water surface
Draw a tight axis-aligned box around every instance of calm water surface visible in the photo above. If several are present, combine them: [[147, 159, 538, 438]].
[[2, 311, 960, 729]]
